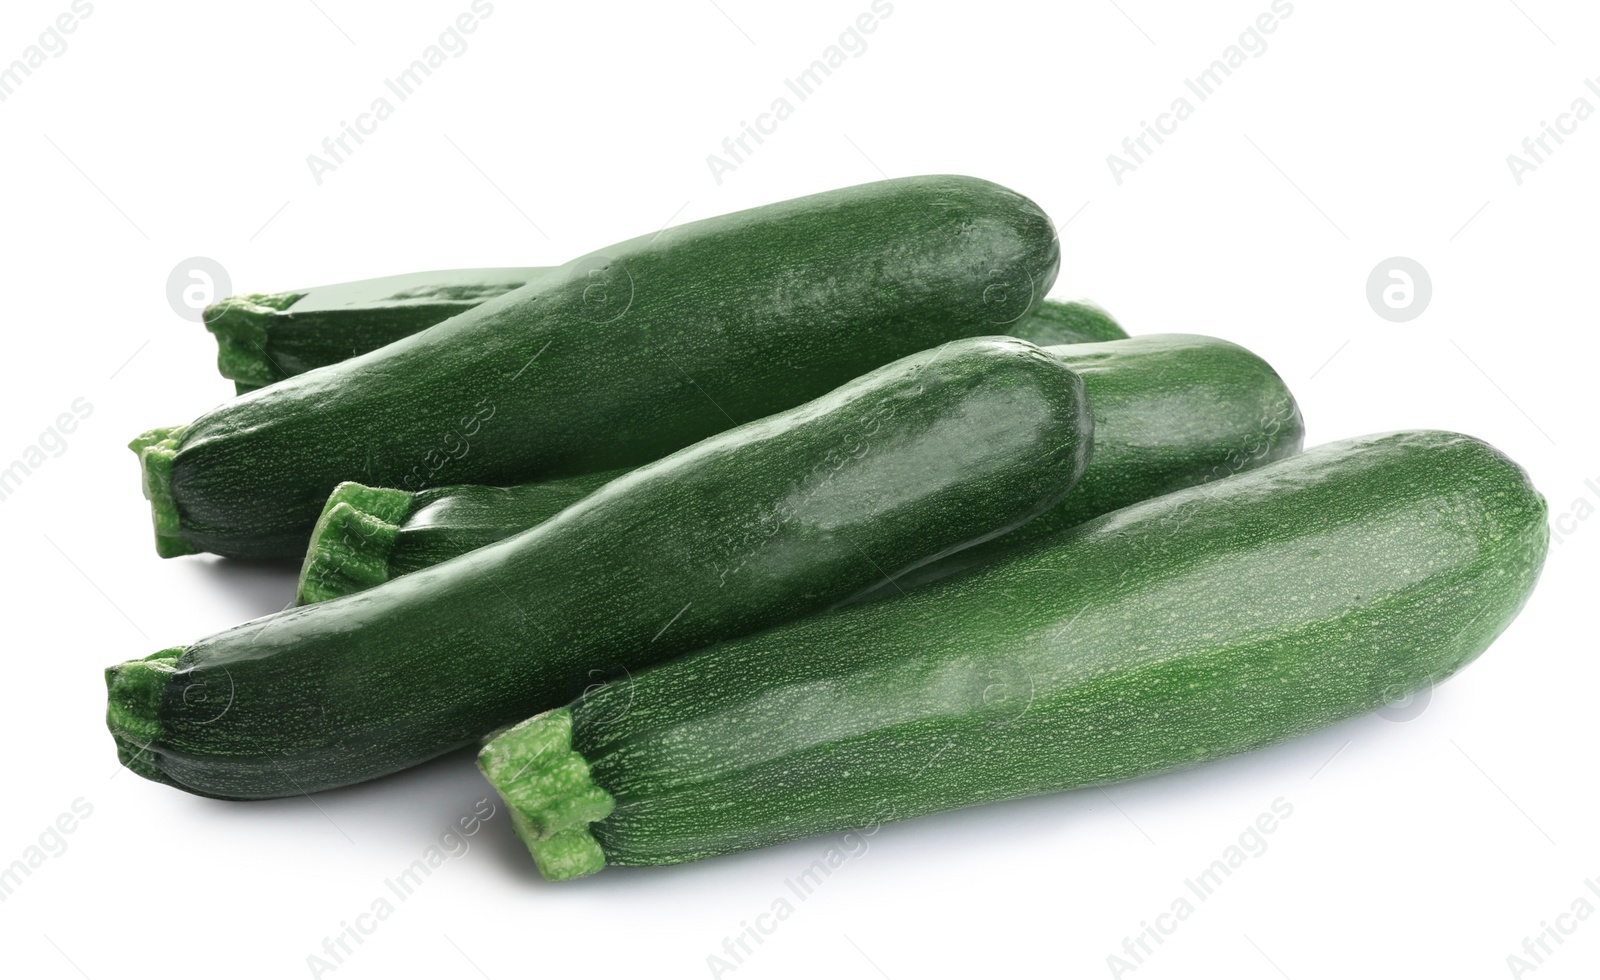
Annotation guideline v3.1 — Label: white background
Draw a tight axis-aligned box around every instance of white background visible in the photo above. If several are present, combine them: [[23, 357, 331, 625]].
[[0, 1, 1594, 977]]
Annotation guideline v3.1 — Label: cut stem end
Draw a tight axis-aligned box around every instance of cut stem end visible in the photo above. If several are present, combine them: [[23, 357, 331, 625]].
[[105, 648, 183, 778], [478, 708, 614, 882], [129, 426, 195, 558], [202, 293, 300, 388], [295, 482, 415, 605]]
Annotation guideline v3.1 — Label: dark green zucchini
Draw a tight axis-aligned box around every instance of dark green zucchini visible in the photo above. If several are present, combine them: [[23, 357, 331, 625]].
[[205, 267, 544, 393], [105, 336, 1092, 799], [295, 334, 1300, 605], [295, 470, 626, 604], [1007, 298, 1127, 346], [136, 175, 1060, 559], [202, 258, 1113, 394], [478, 430, 1548, 880], [872, 332, 1303, 594]]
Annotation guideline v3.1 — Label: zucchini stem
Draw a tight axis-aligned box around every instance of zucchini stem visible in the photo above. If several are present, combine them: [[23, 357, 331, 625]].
[[531, 827, 609, 882], [295, 482, 414, 605], [129, 426, 195, 558], [105, 649, 184, 784], [477, 708, 614, 881], [202, 293, 299, 389], [105, 649, 180, 742]]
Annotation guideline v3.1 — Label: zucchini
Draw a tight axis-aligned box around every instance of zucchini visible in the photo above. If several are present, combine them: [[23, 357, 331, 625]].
[[875, 332, 1303, 594], [203, 261, 1112, 394], [136, 174, 1060, 559], [1007, 298, 1127, 346], [477, 430, 1548, 880], [295, 334, 1300, 605], [295, 469, 626, 604], [204, 267, 544, 393], [105, 336, 1093, 799]]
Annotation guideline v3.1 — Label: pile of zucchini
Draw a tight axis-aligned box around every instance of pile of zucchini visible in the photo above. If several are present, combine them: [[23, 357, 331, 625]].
[[110, 175, 1548, 882]]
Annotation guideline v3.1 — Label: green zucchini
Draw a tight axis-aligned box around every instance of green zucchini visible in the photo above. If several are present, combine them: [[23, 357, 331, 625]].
[[203, 259, 1114, 394], [205, 267, 544, 393], [136, 175, 1060, 560], [1007, 298, 1127, 346], [295, 469, 626, 604], [105, 336, 1093, 799], [873, 332, 1303, 594], [295, 333, 1301, 606], [477, 430, 1548, 880]]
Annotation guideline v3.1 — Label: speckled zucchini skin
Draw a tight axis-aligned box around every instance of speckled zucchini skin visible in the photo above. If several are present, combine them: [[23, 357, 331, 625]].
[[293, 469, 629, 604], [204, 261, 1109, 394], [105, 337, 1092, 799], [1008, 298, 1128, 346], [296, 334, 1300, 605], [874, 333, 1303, 594], [391, 469, 634, 576], [143, 175, 1060, 559], [481, 430, 1547, 876], [204, 267, 543, 393]]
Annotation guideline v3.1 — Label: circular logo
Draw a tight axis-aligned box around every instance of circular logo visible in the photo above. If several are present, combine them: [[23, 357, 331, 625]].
[[577, 664, 635, 727], [166, 256, 231, 323], [981, 266, 1037, 326], [1374, 676, 1433, 723], [177, 666, 235, 725], [565, 256, 634, 324], [969, 657, 1035, 729], [1366, 257, 1431, 323]]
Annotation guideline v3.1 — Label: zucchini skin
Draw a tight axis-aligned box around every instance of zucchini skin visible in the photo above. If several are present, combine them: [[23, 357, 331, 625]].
[[204, 268, 544, 393], [1007, 299, 1127, 346], [479, 430, 1548, 878], [105, 337, 1093, 799], [296, 334, 1300, 605], [203, 260, 1107, 394], [389, 471, 627, 575], [142, 174, 1060, 559], [294, 469, 627, 604], [875, 333, 1303, 593]]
